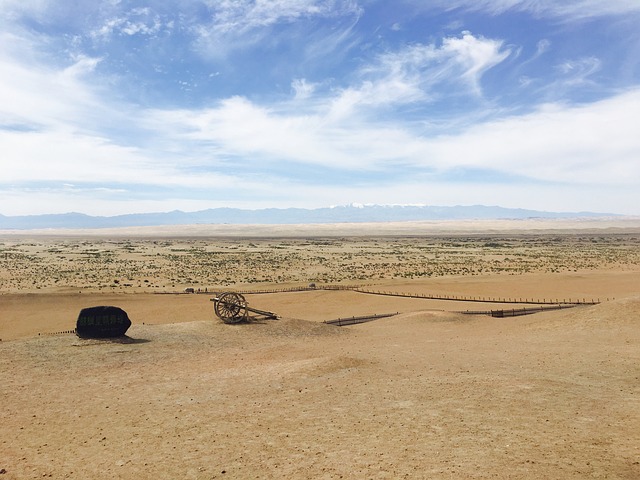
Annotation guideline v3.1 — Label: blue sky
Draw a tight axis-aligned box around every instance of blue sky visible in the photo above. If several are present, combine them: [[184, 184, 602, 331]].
[[1, 0, 640, 216]]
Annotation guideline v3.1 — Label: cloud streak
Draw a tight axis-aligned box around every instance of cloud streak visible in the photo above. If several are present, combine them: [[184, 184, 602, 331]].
[[192, 0, 363, 59], [427, 0, 640, 19], [146, 86, 640, 184]]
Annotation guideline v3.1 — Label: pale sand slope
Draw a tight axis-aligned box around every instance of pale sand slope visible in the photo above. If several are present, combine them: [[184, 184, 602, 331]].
[[1, 296, 639, 479]]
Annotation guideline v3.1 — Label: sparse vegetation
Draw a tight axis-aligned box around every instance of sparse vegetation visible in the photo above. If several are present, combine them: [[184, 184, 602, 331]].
[[0, 234, 638, 293]]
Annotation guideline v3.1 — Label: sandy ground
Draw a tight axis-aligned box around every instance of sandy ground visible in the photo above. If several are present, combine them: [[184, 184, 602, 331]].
[[2, 270, 639, 340], [1, 223, 639, 479], [2, 216, 639, 237], [1, 298, 639, 479]]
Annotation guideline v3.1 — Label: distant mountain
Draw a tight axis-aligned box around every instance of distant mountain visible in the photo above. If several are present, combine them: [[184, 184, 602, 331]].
[[0, 205, 618, 230]]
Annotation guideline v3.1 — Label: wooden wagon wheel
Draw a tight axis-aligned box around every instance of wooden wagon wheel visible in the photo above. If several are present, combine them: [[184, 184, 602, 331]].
[[214, 292, 248, 324]]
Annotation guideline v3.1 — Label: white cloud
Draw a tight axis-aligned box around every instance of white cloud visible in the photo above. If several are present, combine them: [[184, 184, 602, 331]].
[[91, 6, 171, 41], [3, 87, 640, 216], [142, 82, 640, 200], [202, 0, 362, 33], [193, 0, 362, 59], [0, 124, 278, 209], [0, 33, 107, 131], [536, 39, 551, 56], [1, 129, 148, 184], [326, 32, 510, 118], [420, 89, 640, 184], [0, 0, 52, 20], [440, 31, 511, 94], [556, 57, 601, 85], [430, 0, 640, 19], [291, 78, 317, 100], [150, 97, 363, 168]]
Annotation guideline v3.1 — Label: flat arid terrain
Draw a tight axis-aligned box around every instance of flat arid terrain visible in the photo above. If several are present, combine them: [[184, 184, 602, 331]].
[[1, 219, 639, 479]]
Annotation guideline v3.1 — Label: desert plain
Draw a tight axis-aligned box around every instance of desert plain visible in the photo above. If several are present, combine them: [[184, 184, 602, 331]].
[[1, 219, 639, 479]]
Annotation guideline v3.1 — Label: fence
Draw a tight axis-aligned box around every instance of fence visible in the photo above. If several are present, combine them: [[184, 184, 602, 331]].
[[351, 288, 601, 305], [459, 304, 582, 318], [39, 329, 77, 336], [236, 285, 365, 295], [324, 312, 398, 326], [166, 283, 604, 306], [240, 286, 602, 306]]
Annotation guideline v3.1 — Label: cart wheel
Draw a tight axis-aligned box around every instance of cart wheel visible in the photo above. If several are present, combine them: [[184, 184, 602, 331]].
[[214, 292, 247, 324]]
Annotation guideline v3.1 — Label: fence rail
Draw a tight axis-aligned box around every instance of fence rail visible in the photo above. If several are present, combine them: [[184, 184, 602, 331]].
[[243, 286, 601, 306], [236, 285, 365, 295], [324, 312, 398, 326], [459, 304, 583, 318], [39, 329, 77, 336], [351, 288, 601, 305], [167, 283, 604, 306]]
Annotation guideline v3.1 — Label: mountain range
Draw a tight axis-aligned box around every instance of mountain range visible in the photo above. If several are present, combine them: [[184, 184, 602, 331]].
[[0, 205, 619, 230]]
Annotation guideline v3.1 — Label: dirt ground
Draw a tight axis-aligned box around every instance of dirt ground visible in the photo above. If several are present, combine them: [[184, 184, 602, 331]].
[[1, 222, 639, 479]]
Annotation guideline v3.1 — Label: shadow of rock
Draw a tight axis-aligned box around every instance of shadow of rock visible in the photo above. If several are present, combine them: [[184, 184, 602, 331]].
[[107, 335, 151, 344], [73, 335, 151, 346]]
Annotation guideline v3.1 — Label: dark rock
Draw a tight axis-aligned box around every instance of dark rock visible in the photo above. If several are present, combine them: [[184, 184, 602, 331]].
[[76, 306, 132, 338]]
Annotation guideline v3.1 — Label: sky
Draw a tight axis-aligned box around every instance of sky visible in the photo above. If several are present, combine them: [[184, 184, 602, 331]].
[[1, 0, 640, 216]]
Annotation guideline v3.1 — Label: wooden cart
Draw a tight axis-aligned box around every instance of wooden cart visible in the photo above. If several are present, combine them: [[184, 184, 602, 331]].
[[210, 292, 278, 324]]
